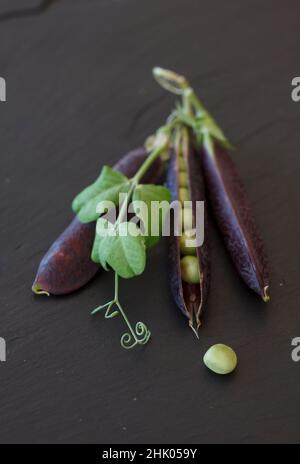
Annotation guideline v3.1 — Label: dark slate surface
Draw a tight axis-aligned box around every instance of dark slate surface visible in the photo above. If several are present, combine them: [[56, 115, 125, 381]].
[[0, 0, 300, 444]]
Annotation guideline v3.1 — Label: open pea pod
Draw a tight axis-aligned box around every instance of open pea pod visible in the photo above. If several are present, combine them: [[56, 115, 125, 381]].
[[166, 128, 210, 335], [152, 67, 270, 303]]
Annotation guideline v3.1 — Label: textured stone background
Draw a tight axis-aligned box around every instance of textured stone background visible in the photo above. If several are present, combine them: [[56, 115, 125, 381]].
[[0, 0, 299, 444]]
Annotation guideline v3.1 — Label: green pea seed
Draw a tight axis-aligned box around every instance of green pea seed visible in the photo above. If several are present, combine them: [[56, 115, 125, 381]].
[[179, 188, 190, 203], [183, 207, 193, 231], [203, 344, 237, 375], [180, 230, 197, 256], [176, 208, 194, 234], [178, 156, 186, 171], [178, 172, 188, 188], [180, 256, 200, 284]]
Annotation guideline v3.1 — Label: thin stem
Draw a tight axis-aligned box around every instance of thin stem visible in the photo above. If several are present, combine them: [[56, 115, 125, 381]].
[[114, 125, 172, 230], [114, 271, 119, 300], [133, 137, 168, 184], [182, 88, 195, 118], [116, 301, 139, 343], [183, 87, 206, 116], [91, 301, 113, 315], [115, 179, 137, 228], [153, 67, 190, 95]]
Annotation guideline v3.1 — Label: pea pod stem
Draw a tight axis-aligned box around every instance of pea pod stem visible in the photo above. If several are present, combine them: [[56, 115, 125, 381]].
[[152, 67, 189, 95], [133, 128, 170, 183], [114, 131, 170, 226], [153, 67, 232, 149]]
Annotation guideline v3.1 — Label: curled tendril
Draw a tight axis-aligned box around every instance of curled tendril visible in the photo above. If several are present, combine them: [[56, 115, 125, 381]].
[[121, 332, 136, 350], [121, 323, 151, 350], [92, 300, 151, 350], [135, 322, 151, 340], [92, 274, 151, 351], [105, 309, 119, 319]]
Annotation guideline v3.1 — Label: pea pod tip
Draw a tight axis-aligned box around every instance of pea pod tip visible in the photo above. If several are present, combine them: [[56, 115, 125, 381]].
[[189, 320, 201, 339], [262, 286, 270, 303], [32, 283, 50, 297]]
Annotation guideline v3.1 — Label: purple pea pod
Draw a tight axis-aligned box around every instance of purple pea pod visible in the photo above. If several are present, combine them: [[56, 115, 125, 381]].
[[152, 67, 270, 303], [201, 136, 270, 302], [32, 147, 165, 296], [167, 128, 210, 334]]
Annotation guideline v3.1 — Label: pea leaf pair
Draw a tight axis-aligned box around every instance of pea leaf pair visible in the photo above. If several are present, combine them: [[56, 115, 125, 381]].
[[89, 185, 170, 279]]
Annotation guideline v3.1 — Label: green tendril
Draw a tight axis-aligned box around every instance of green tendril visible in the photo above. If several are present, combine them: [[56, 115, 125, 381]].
[[91, 273, 151, 350], [88, 113, 178, 351]]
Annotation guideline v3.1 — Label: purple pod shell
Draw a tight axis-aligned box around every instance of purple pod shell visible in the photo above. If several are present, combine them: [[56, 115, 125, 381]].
[[201, 140, 269, 301], [167, 142, 210, 332], [32, 147, 164, 296]]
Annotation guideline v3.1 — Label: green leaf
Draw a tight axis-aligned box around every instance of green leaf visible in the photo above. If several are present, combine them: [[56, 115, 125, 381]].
[[91, 218, 115, 264], [132, 184, 171, 247], [91, 233, 102, 263], [98, 222, 146, 279], [96, 218, 117, 271], [72, 166, 129, 217], [77, 181, 130, 224]]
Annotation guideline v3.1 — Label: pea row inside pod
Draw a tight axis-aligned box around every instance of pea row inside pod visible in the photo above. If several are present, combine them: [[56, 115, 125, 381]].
[[166, 126, 210, 337]]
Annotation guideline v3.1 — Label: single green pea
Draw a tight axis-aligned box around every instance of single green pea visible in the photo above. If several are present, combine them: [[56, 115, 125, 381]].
[[177, 207, 194, 234], [203, 344, 238, 375], [178, 172, 188, 188], [178, 156, 186, 171], [180, 256, 200, 284], [180, 230, 197, 256], [179, 188, 190, 203]]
